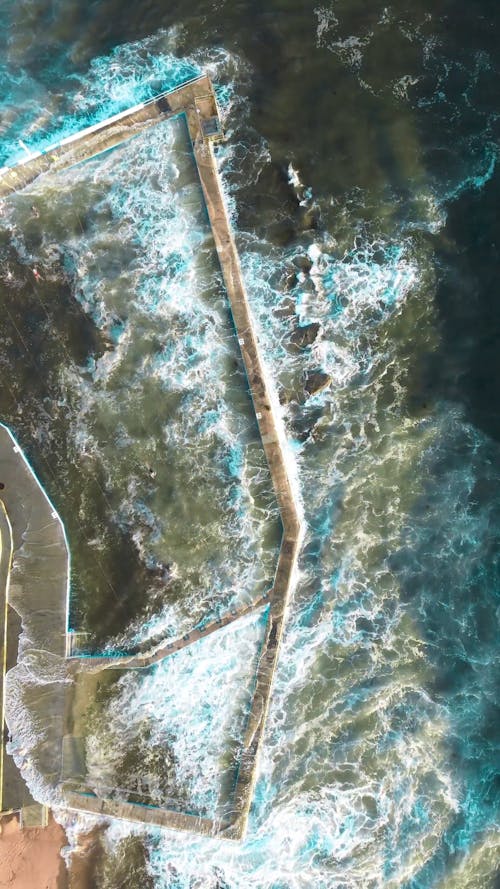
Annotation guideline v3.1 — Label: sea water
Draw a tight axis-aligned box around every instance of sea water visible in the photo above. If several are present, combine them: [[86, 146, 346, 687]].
[[0, 3, 498, 888]]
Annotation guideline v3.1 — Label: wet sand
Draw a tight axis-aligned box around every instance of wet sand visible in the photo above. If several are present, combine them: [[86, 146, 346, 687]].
[[66, 826, 103, 889], [0, 814, 68, 889]]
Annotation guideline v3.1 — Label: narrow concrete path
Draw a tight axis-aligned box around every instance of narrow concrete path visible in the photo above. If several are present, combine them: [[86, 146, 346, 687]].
[[0, 498, 13, 811], [185, 85, 303, 839], [0, 424, 69, 815], [0, 424, 69, 659], [0, 77, 207, 197]]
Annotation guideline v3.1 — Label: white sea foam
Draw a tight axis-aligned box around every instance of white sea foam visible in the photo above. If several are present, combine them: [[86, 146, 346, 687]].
[[84, 609, 268, 816]]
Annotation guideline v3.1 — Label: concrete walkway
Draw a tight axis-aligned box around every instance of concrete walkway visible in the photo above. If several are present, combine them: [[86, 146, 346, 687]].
[[0, 424, 69, 817], [68, 592, 271, 668], [0, 75, 303, 839], [0, 497, 13, 812], [0, 424, 69, 659], [185, 80, 303, 839]]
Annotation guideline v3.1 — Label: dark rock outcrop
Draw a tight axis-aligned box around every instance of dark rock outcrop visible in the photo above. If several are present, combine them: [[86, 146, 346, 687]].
[[289, 322, 321, 350], [273, 296, 296, 320], [303, 369, 332, 397]]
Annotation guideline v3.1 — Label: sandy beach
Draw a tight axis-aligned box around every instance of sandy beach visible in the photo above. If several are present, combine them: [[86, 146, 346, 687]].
[[0, 814, 68, 889]]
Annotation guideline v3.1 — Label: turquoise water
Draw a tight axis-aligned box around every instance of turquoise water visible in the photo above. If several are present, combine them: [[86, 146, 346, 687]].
[[0, 3, 499, 888]]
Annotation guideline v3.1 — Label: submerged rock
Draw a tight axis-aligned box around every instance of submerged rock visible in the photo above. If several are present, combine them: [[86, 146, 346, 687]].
[[303, 369, 332, 397], [289, 321, 321, 350], [287, 400, 326, 442], [268, 218, 296, 246], [292, 254, 313, 274], [298, 204, 321, 232], [273, 296, 296, 320], [278, 386, 292, 405]]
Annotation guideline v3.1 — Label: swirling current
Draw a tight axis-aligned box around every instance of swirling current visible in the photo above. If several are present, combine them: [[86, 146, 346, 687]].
[[0, 1, 499, 887]]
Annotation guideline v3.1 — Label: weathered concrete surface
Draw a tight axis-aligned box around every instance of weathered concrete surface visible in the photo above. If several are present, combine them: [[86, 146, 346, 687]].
[[186, 98, 303, 838], [68, 593, 271, 669], [0, 75, 219, 198], [1, 74, 303, 839], [0, 424, 69, 659], [223, 537, 301, 837], [64, 790, 217, 836], [0, 424, 69, 814], [0, 497, 14, 811]]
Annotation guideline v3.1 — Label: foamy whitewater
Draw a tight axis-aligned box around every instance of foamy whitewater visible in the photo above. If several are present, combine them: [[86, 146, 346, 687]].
[[0, 17, 498, 889]]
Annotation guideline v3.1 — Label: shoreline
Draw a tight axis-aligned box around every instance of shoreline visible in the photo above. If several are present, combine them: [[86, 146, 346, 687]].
[[0, 812, 68, 889]]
